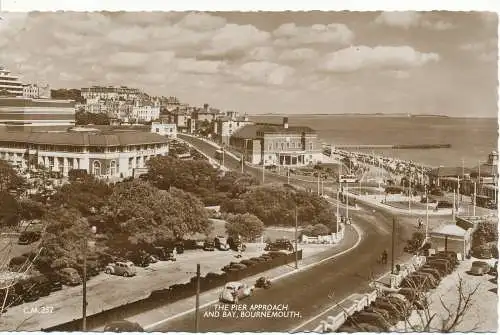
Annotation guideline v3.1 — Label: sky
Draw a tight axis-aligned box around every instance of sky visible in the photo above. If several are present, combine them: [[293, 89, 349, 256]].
[[0, 11, 497, 117]]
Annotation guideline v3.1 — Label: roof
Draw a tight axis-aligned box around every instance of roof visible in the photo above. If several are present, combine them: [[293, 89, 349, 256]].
[[428, 166, 469, 177], [0, 129, 168, 146], [232, 123, 315, 139], [469, 163, 498, 177], [431, 224, 467, 237]]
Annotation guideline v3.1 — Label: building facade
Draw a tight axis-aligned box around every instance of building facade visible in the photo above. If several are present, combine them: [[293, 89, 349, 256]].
[[0, 128, 169, 179], [81, 86, 141, 101], [151, 121, 177, 138], [0, 67, 23, 97], [131, 104, 160, 123], [216, 114, 253, 145], [0, 97, 76, 127], [230, 117, 322, 166]]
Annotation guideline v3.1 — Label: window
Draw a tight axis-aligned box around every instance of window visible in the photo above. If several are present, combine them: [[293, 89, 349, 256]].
[[156, 128, 160, 133], [93, 161, 101, 176], [309, 143, 313, 150], [110, 160, 117, 176], [281, 143, 284, 150]]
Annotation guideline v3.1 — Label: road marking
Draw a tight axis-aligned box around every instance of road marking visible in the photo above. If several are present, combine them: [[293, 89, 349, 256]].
[[289, 268, 392, 333], [142, 224, 363, 330]]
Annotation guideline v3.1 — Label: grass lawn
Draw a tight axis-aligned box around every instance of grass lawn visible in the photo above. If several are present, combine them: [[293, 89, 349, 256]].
[[386, 201, 434, 211]]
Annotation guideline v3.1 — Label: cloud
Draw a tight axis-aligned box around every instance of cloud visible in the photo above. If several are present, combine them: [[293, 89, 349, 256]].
[[375, 12, 455, 30], [460, 39, 497, 62], [229, 61, 295, 86], [321, 46, 440, 73], [273, 23, 354, 47], [247, 46, 277, 61], [202, 24, 270, 57], [176, 58, 226, 74], [176, 12, 227, 31], [478, 51, 497, 63], [375, 12, 422, 29], [108, 52, 149, 69], [279, 48, 318, 62]]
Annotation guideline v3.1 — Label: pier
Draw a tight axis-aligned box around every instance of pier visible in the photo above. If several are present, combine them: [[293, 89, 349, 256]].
[[323, 144, 451, 150]]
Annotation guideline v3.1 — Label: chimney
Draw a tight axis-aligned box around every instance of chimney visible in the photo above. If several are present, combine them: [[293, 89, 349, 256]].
[[283, 117, 289, 129]]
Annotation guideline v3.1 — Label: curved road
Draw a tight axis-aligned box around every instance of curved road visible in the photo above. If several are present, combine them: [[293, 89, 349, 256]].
[[150, 136, 414, 332]]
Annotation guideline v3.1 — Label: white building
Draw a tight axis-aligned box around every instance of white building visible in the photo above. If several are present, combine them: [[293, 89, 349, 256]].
[[0, 66, 23, 97], [151, 121, 177, 138], [81, 86, 141, 101], [131, 104, 160, 123], [0, 128, 169, 179], [22, 84, 40, 99]]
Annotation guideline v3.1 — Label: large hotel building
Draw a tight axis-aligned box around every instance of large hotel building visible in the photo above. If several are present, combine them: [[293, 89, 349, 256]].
[[0, 67, 169, 179]]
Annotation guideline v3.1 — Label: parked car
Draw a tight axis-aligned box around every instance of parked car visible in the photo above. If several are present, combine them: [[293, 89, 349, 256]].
[[104, 320, 144, 332], [436, 200, 453, 209], [8, 256, 29, 272], [430, 188, 444, 196], [376, 296, 411, 319], [240, 259, 258, 267], [14, 277, 40, 302], [126, 251, 151, 268], [397, 288, 428, 310], [469, 261, 491, 276], [265, 239, 294, 252], [413, 271, 439, 288], [347, 311, 390, 331], [427, 258, 453, 274], [418, 267, 442, 282], [203, 240, 215, 251], [434, 251, 459, 266], [214, 236, 230, 251], [227, 236, 246, 251], [0, 290, 23, 308], [365, 305, 399, 325], [57, 267, 82, 286], [105, 261, 137, 277], [151, 247, 176, 261], [489, 261, 498, 277], [219, 281, 253, 303], [17, 231, 42, 245]]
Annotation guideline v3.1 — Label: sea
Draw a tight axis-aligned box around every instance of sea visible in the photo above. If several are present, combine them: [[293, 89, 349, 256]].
[[249, 115, 499, 168]]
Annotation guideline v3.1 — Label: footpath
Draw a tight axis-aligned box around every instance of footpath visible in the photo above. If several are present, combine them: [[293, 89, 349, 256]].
[[0, 227, 359, 331], [97, 225, 361, 331]]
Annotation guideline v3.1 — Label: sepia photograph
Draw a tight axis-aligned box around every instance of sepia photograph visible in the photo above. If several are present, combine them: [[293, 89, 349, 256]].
[[0, 6, 498, 333]]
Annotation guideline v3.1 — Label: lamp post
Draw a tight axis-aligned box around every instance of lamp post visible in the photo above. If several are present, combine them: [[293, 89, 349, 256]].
[[82, 225, 97, 331], [294, 208, 299, 269]]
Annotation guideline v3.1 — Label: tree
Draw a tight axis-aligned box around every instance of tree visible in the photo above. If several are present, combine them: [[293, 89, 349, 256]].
[[50, 175, 112, 216], [302, 223, 331, 237], [221, 184, 337, 228], [225, 213, 265, 241], [0, 191, 20, 228], [18, 198, 46, 224], [472, 220, 498, 247], [0, 159, 26, 194], [105, 181, 210, 247]]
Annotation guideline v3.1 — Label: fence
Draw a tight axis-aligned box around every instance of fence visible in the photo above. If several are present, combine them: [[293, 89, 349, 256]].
[[311, 255, 426, 332], [43, 250, 302, 331]]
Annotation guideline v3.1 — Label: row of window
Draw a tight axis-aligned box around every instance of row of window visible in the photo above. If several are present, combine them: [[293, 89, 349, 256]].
[[265, 142, 313, 151], [0, 142, 167, 153]]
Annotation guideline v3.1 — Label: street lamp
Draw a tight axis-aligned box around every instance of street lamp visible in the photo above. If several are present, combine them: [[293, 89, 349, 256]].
[[82, 225, 97, 331]]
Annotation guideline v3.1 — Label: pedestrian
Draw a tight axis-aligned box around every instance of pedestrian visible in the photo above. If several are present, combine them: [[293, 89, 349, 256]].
[[382, 249, 388, 264]]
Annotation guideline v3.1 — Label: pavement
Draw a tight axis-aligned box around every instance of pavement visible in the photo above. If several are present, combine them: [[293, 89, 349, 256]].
[[143, 199, 418, 332], [393, 257, 498, 332], [0, 239, 341, 331], [94, 224, 360, 332]]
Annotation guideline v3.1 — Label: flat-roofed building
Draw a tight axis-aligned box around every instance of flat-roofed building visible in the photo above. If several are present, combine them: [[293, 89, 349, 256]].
[[0, 127, 169, 179], [0, 97, 76, 128], [230, 117, 322, 166]]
